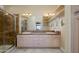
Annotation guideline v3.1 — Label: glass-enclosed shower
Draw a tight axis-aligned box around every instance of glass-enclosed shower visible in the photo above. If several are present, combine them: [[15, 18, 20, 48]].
[[0, 9, 16, 53]]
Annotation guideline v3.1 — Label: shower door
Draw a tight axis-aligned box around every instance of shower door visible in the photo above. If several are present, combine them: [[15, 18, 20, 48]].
[[0, 9, 16, 52], [3, 14, 16, 45]]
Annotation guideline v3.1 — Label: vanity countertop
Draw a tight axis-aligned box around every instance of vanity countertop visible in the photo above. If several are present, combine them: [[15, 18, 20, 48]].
[[17, 31, 60, 35]]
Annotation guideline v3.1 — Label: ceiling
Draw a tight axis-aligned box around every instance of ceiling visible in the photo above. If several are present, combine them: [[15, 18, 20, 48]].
[[4, 5, 59, 16]]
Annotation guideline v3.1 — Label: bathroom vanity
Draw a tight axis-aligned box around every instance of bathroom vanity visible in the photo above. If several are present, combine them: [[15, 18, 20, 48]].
[[17, 31, 61, 48]]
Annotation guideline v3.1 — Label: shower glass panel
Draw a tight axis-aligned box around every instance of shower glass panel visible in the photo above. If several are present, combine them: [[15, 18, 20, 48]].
[[0, 9, 16, 53]]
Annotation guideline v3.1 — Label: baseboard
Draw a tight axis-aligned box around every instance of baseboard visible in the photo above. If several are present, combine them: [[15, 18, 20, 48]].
[[60, 47, 65, 53], [16, 47, 60, 49]]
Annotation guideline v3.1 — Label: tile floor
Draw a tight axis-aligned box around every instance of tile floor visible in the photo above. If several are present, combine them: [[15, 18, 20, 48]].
[[7, 48, 62, 53]]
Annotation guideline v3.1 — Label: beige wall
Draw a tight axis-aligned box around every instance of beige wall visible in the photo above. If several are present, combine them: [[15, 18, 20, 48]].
[[71, 5, 79, 52], [60, 15, 65, 51], [62, 6, 72, 52]]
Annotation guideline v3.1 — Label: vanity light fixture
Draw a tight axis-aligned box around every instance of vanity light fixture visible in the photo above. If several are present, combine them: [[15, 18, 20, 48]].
[[44, 13, 49, 17], [44, 13, 55, 17], [22, 13, 26, 16], [29, 13, 32, 16], [25, 14, 28, 16], [22, 13, 32, 16], [52, 13, 55, 16], [48, 13, 55, 16]]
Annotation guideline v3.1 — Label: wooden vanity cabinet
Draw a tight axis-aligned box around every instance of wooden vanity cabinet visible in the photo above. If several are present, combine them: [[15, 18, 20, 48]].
[[17, 34, 60, 48]]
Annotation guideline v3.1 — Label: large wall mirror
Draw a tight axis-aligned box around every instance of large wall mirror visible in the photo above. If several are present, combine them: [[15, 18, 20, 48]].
[[36, 22, 41, 30]]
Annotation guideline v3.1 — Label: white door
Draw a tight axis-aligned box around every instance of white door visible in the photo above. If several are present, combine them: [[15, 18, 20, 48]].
[[78, 18, 79, 52]]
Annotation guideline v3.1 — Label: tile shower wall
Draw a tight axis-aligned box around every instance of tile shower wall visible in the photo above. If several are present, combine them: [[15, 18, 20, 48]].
[[0, 9, 16, 46]]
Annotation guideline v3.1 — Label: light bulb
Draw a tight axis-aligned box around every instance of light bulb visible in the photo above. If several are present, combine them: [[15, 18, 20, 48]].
[[44, 13, 49, 16], [26, 14, 28, 16], [29, 13, 32, 16], [22, 14, 26, 16], [49, 13, 55, 16], [52, 13, 55, 16]]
